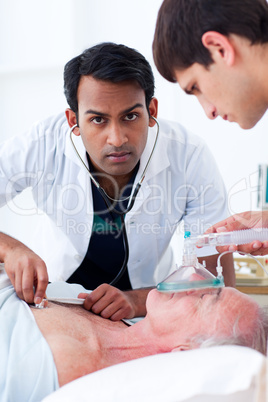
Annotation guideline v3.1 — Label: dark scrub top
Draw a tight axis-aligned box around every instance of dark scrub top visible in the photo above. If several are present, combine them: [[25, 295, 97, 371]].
[[67, 157, 139, 290]]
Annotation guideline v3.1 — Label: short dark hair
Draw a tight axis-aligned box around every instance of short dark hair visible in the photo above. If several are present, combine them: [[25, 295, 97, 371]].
[[153, 0, 268, 82], [64, 42, 155, 115]]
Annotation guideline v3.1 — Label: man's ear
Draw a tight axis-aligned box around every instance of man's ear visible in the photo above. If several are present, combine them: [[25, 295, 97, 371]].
[[148, 97, 158, 127], [65, 108, 80, 136], [201, 31, 235, 66]]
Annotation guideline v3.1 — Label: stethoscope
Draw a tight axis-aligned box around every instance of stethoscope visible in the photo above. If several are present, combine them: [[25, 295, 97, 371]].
[[69, 116, 159, 286]]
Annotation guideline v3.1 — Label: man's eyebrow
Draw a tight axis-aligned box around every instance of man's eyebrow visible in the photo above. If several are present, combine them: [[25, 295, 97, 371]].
[[122, 103, 144, 114], [84, 110, 106, 117], [84, 103, 144, 117]]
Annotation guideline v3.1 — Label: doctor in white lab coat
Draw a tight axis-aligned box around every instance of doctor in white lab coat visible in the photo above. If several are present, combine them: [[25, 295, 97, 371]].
[[0, 43, 234, 320]]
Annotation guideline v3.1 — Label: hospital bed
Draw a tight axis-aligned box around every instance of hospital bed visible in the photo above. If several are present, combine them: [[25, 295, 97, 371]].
[[0, 268, 267, 402]]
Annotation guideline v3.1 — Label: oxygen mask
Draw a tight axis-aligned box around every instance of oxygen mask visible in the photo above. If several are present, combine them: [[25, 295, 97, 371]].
[[157, 231, 224, 293]]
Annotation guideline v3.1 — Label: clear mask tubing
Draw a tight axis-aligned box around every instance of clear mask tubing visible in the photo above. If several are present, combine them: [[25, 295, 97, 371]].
[[191, 228, 268, 248], [157, 229, 268, 293]]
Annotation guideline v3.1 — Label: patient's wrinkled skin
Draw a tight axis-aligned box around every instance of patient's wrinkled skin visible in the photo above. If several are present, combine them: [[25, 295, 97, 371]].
[[31, 287, 262, 387], [31, 302, 128, 386]]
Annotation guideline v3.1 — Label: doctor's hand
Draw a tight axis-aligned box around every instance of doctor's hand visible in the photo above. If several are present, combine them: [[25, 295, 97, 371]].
[[206, 211, 268, 256], [1, 233, 48, 304], [79, 284, 152, 321], [79, 284, 136, 321]]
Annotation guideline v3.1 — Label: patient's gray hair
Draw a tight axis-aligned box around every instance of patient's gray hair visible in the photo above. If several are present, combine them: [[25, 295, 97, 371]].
[[192, 306, 268, 355]]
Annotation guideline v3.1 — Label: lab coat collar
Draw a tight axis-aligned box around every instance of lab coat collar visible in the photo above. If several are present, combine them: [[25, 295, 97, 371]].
[[137, 121, 170, 184], [65, 130, 88, 169], [64, 130, 89, 187]]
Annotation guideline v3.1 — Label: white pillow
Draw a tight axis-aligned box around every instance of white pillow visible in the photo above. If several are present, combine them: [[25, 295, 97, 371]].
[[42, 345, 266, 402]]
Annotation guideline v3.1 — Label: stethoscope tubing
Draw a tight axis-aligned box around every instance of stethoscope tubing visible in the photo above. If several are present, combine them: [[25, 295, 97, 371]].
[[69, 117, 159, 285]]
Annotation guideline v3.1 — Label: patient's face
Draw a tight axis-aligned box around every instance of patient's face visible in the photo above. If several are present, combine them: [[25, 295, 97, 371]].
[[146, 288, 259, 344]]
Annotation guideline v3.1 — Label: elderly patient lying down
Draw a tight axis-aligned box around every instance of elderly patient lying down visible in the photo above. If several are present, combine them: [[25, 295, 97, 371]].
[[1, 284, 267, 401]]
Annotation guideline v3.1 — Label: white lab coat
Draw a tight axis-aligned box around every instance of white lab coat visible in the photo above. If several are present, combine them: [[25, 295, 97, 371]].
[[0, 113, 227, 288]]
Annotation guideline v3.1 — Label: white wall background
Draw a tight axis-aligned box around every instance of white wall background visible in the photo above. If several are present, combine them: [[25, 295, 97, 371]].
[[0, 0, 268, 258]]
